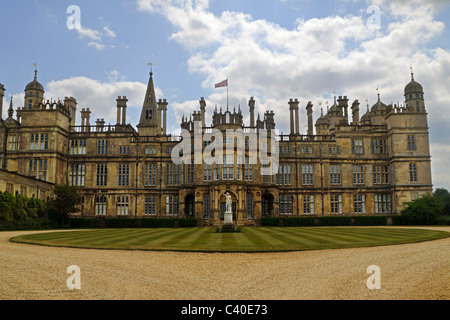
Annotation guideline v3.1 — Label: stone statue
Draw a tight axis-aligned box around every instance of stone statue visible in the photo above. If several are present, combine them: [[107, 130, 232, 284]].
[[225, 192, 232, 213], [223, 192, 233, 225]]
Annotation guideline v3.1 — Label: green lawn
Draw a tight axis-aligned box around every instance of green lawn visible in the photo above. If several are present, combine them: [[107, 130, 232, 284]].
[[10, 227, 450, 253]]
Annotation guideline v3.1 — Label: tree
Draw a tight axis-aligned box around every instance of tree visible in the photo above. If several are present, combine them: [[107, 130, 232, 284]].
[[48, 184, 82, 225], [401, 194, 444, 225], [434, 188, 450, 216]]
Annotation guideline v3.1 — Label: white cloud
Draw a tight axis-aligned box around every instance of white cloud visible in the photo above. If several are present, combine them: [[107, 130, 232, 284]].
[[137, 0, 450, 189], [103, 26, 117, 38], [40, 74, 162, 126], [72, 23, 118, 51]]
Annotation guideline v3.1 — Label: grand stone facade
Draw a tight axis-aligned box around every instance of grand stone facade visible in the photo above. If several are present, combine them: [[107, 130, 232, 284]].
[[0, 69, 432, 226]]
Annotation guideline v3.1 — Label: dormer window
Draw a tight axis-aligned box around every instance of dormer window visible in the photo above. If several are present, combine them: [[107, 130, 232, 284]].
[[145, 109, 152, 120]]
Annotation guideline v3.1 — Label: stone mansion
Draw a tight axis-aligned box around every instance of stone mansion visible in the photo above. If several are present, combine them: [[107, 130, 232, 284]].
[[0, 68, 432, 226]]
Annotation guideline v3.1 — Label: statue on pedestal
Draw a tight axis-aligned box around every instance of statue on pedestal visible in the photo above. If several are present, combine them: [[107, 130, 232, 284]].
[[223, 192, 233, 225]]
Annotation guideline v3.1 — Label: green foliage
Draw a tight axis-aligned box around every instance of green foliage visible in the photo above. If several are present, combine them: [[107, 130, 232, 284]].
[[434, 188, 450, 216], [177, 218, 197, 227], [105, 218, 138, 228], [70, 218, 102, 229], [401, 194, 443, 225], [0, 191, 49, 230], [436, 216, 450, 225], [283, 217, 315, 227], [318, 216, 352, 226], [140, 218, 175, 228], [354, 216, 387, 226], [261, 217, 280, 226], [48, 184, 82, 225]]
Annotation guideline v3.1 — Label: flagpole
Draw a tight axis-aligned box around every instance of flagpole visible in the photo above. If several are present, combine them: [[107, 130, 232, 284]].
[[227, 77, 229, 109]]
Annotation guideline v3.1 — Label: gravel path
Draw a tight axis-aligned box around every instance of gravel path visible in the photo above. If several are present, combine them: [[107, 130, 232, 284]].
[[0, 227, 449, 300]]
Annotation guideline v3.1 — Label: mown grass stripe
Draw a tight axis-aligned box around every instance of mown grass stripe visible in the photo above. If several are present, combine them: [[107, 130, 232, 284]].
[[159, 228, 204, 246], [241, 228, 273, 247], [11, 227, 449, 252]]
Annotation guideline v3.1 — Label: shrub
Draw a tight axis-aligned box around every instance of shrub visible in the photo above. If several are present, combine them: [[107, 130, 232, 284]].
[[70, 218, 102, 229], [177, 218, 197, 227], [318, 216, 352, 226], [354, 216, 387, 226], [261, 217, 280, 226], [283, 217, 315, 227], [105, 218, 138, 228], [436, 216, 450, 225], [392, 215, 407, 226], [140, 218, 175, 228], [401, 194, 442, 225]]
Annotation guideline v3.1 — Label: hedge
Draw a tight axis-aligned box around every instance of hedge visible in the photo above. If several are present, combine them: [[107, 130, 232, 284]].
[[318, 216, 352, 226], [70, 218, 102, 228], [140, 218, 175, 228], [177, 218, 197, 228], [261, 217, 280, 226], [105, 218, 138, 228], [283, 217, 315, 227], [354, 216, 387, 226]]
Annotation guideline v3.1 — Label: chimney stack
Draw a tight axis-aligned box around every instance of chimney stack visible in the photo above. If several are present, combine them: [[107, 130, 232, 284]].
[[0, 83, 4, 119], [306, 102, 314, 136], [249, 97, 255, 128], [199, 97, 206, 128], [351, 100, 360, 126]]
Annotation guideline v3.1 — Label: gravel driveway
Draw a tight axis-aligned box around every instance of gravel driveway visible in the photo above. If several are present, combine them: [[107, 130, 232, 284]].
[[0, 227, 448, 300]]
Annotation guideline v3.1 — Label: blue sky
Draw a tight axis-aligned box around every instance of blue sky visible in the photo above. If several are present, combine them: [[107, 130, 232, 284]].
[[1, 0, 450, 190]]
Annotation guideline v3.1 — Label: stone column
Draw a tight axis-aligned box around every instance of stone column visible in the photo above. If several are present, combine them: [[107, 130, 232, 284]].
[[306, 102, 314, 136], [249, 97, 255, 128], [289, 99, 295, 135]]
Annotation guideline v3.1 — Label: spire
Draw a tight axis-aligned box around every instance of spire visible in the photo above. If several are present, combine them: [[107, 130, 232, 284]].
[[8, 96, 14, 118], [138, 69, 159, 128]]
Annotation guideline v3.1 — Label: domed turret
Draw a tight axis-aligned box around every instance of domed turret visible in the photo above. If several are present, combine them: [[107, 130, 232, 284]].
[[404, 68, 425, 113], [24, 68, 45, 109], [25, 70, 44, 93], [404, 71, 423, 96], [371, 92, 387, 115]]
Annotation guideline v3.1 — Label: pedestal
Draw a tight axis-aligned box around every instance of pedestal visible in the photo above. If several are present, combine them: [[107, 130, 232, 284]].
[[222, 211, 236, 232]]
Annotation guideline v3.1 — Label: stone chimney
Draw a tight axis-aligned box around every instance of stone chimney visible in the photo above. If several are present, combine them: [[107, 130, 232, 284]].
[[288, 99, 300, 135], [116, 96, 128, 126], [351, 100, 360, 126], [0, 83, 4, 119], [249, 97, 255, 128], [157, 99, 168, 135], [64, 97, 77, 126], [199, 97, 206, 128], [306, 101, 314, 136]]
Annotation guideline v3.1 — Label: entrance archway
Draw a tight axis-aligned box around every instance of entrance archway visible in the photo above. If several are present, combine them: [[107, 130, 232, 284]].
[[185, 194, 195, 217], [262, 192, 274, 217]]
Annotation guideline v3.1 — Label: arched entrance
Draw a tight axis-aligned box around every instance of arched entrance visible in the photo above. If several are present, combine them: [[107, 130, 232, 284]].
[[185, 194, 195, 217], [262, 192, 274, 217]]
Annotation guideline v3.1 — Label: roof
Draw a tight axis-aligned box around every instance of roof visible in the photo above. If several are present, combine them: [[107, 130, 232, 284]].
[[25, 70, 44, 93]]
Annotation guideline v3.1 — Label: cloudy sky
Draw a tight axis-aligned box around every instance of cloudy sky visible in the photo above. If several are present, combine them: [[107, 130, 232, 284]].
[[0, 0, 449, 190]]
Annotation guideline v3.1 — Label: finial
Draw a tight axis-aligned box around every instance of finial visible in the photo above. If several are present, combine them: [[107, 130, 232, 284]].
[[33, 63, 37, 80], [147, 62, 154, 76], [376, 88, 380, 100], [410, 65, 414, 81], [8, 95, 14, 118]]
